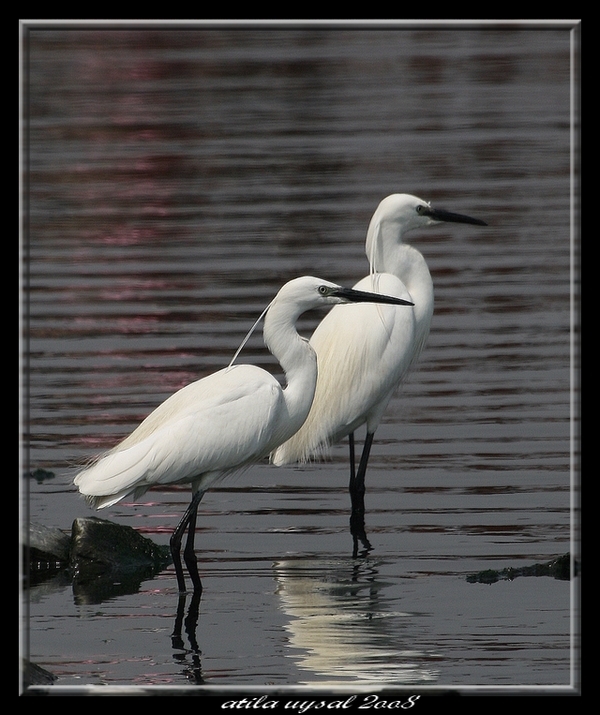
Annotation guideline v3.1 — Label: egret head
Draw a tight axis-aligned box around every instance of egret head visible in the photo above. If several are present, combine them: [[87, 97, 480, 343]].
[[229, 277, 414, 369], [275, 276, 414, 314], [373, 193, 486, 233], [366, 193, 487, 273]]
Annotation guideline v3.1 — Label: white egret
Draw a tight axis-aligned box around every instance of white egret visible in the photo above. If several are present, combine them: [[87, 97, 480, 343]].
[[272, 195, 487, 554], [74, 276, 414, 591]]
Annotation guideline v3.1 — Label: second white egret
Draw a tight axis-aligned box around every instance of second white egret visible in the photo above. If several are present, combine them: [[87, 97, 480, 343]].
[[272, 195, 487, 554]]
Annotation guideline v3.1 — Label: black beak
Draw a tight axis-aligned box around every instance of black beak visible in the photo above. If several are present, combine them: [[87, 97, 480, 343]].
[[333, 286, 414, 307], [423, 206, 487, 226]]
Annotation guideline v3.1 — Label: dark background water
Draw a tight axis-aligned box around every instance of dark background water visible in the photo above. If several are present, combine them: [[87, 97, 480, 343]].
[[23, 23, 579, 692]]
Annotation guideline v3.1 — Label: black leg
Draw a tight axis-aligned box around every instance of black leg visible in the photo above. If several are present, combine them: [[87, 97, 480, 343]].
[[348, 432, 356, 484], [183, 501, 203, 592], [349, 432, 373, 512], [170, 489, 204, 592], [349, 432, 374, 557]]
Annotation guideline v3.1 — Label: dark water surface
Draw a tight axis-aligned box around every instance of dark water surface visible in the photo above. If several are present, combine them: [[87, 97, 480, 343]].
[[23, 24, 579, 693]]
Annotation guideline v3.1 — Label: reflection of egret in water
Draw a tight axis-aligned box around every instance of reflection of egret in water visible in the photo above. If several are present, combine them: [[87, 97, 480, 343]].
[[274, 559, 439, 686], [171, 590, 204, 684]]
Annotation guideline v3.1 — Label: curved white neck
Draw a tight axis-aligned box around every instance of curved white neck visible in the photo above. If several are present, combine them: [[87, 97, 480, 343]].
[[263, 300, 318, 437], [366, 222, 434, 342]]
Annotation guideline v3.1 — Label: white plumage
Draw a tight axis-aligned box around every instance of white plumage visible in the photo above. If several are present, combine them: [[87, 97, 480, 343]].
[[75, 366, 285, 508], [74, 275, 414, 590], [272, 195, 487, 553], [272, 271, 423, 463]]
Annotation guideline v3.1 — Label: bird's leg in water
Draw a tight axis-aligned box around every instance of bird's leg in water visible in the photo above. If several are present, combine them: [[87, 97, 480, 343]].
[[183, 503, 203, 592], [349, 432, 374, 557], [170, 489, 204, 592], [348, 432, 356, 483], [349, 432, 373, 511]]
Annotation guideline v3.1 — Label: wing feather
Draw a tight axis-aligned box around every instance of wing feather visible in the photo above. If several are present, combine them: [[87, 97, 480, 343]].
[[75, 364, 284, 507]]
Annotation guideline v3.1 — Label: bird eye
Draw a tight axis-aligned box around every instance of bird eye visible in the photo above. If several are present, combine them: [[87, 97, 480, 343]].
[[318, 285, 329, 295], [416, 205, 425, 214]]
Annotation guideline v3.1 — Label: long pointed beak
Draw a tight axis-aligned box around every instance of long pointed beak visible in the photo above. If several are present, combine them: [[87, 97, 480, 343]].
[[423, 206, 487, 226], [332, 286, 414, 307]]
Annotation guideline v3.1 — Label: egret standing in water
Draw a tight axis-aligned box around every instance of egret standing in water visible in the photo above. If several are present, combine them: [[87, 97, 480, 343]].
[[272, 195, 487, 554], [74, 276, 414, 591]]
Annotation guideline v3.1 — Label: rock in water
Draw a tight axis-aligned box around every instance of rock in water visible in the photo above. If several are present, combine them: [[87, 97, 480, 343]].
[[22, 659, 57, 688], [466, 553, 576, 584], [70, 516, 170, 580], [27, 523, 71, 566]]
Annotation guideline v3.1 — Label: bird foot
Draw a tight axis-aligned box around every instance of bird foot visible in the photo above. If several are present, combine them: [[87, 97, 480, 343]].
[[350, 510, 372, 558]]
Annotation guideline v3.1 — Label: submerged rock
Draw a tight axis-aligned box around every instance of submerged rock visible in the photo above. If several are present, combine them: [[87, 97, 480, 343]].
[[21, 659, 57, 690], [467, 553, 577, 584], [29, 468, 56, 484]]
